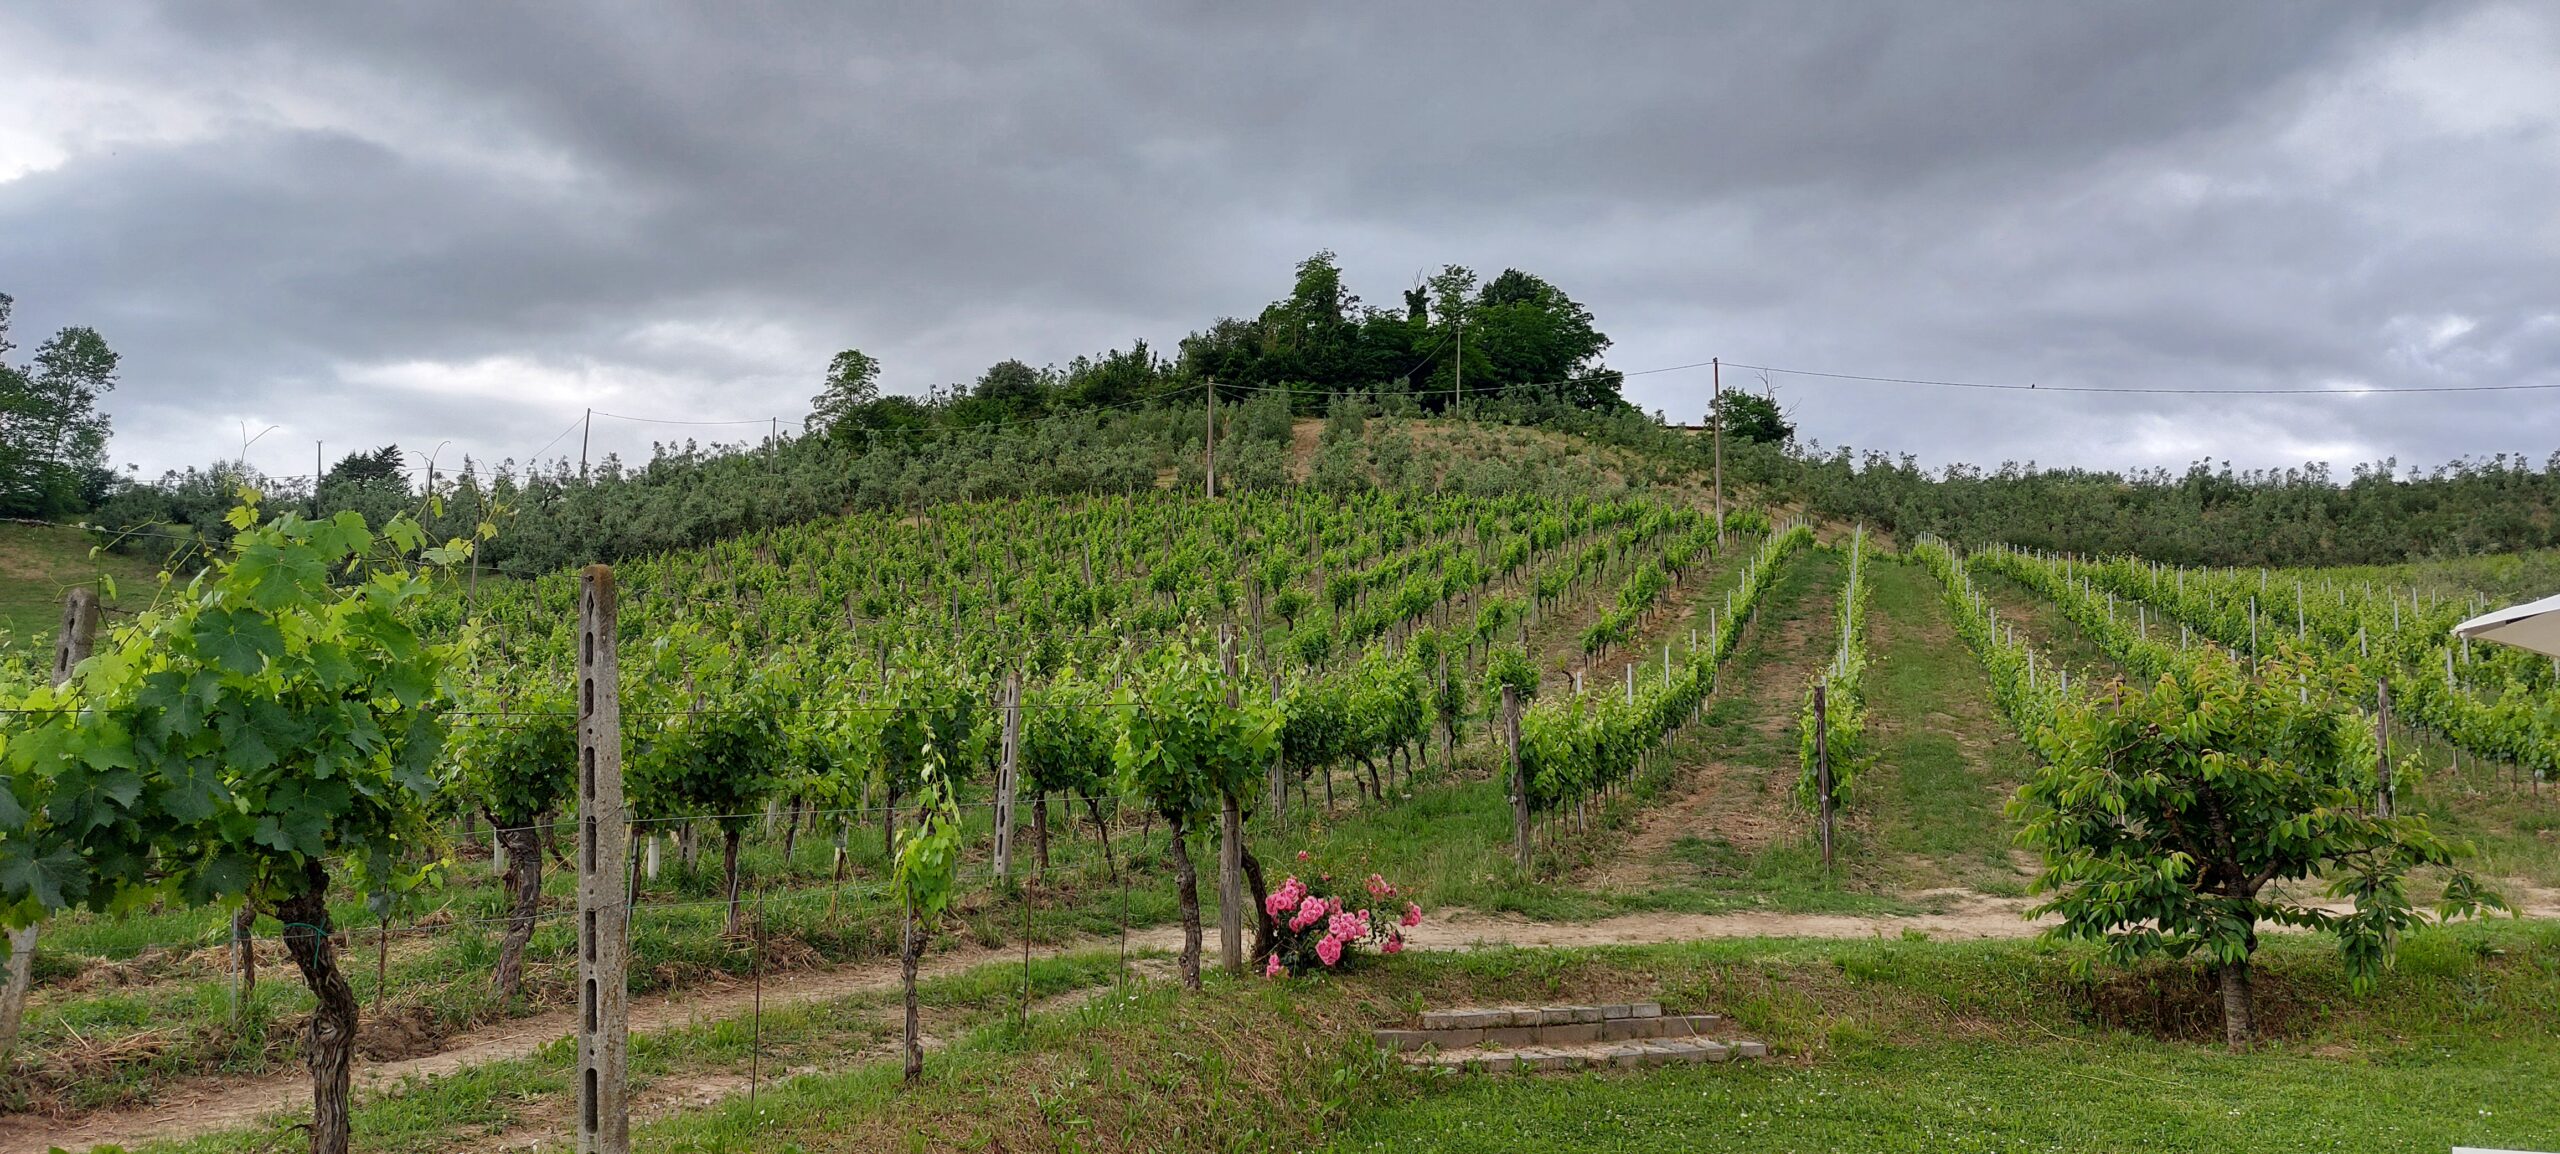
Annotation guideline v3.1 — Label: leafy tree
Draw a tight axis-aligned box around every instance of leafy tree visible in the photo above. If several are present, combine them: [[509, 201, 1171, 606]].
[[325, 445, 407, 487], [0, 296, 119, 517], [1713, 391, 1793, 446], [806, 348, 883, 436], [2016, 647, 2505, 1046], [0, 497, 465, 1154]]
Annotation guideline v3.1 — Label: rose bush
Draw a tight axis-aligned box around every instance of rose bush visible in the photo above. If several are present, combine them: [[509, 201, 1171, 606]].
[[1261, 868, 1421, 976]]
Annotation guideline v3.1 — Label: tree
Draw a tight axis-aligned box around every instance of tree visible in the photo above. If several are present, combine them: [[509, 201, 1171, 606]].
[[0, 297, 119, 518], [1712, 390, 1792, 446], [806, 349, 883, 436], [2015, 648, 2505, 1047], [324, 445, 407, 487], [0, 497, 466, 1154]]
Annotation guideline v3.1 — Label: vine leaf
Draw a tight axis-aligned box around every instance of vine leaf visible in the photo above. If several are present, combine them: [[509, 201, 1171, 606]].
[[193, 608, 283, 675]]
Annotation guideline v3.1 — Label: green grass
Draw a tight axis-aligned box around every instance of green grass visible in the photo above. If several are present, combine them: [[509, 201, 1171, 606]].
[[243, 920, 2551, 1154], [0, 521, 170, 647], [1854, 557, 2035, 894]]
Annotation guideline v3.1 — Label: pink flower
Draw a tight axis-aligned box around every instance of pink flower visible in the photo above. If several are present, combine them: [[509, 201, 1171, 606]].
[[1289, 898, 1328, 933], [1383, 935, 1405, 955], [1402, 902, 1422, 928], [1316, 937, 1343, 966], [1366, 873, 1389, 898], [1266, 890, 1298, 918], [1296, 850, 1311, 862], [1264, 954, 1285, 978]]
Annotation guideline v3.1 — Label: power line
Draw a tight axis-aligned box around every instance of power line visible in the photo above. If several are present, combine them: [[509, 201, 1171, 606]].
[[1722, 361, 2560, 396]]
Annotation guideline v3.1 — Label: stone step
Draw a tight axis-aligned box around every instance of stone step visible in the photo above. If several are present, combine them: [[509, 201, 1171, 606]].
[[1374, 1012, 1725, 1052], [1400, 1036, 1770, 1072], [1417, 1001, 1660, 1030]]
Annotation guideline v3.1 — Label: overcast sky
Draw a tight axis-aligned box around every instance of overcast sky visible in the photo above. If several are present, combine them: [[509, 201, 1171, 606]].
[[4, 1, 2557, 482]]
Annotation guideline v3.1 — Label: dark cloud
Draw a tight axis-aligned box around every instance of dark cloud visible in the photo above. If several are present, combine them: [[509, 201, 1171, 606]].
[[2, 0, 2553, 479]]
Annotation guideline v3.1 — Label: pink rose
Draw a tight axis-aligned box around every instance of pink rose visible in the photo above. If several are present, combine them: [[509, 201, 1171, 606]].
[[1264, 954, 1285, 978], [1316, 937, 1343, 966], [1402, 903, 1422, 928], [1296, 850, 1310, 862], [1384, 936, 1404, 955], [1366, 873, 1389, 897], [1266, 891, 1298, 918]]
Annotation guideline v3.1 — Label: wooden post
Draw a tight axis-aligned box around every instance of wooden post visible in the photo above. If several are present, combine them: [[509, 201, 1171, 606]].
[[0, 589, 99, 1074], [1217, 626, 1244, 976], [1204, 378, 1217, 499], [2375, 679, 2394, 819], [576, 566, 630, 1154], [992, 672, 1022, 879], [1505, 686, 1529, 870], [1814, 683, 1834, 871]]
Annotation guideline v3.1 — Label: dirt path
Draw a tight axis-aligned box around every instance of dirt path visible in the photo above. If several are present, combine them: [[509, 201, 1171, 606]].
[[23, 887, 2560, 1154], [3, 934, 1071, 1154], [1584, 546, 1839, 891]]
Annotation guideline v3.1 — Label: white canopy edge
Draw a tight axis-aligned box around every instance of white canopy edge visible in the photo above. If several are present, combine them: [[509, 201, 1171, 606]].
[[2454, 591, 2560, 659]]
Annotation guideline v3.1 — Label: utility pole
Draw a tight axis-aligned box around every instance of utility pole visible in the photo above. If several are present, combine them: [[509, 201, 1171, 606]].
[[1711, 358, 1725, 542], [579, 407, 593, 483], [313, 441, 323, 519], [1204, 378, 1217, 499], [1454, 317, 1463, 409]]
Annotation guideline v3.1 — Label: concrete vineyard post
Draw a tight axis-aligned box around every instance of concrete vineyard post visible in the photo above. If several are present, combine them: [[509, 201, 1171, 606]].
[[1268, 673, 1287, 818], [0, 589, 100, 1074], [1505, 686, 1528, 870], [1217, 625, 1244, 976], [2375, 679, 2394, 819], [993, 672, 1022, 879], [576, 566, 630, 1154]]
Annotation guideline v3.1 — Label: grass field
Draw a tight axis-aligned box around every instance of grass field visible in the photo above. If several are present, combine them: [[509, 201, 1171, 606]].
[[0, 521, 169, 647], [162, 922, 2554, 1154]]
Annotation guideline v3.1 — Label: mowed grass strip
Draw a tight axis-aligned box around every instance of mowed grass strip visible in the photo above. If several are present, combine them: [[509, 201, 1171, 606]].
[[211, 920, 2554, 1154]]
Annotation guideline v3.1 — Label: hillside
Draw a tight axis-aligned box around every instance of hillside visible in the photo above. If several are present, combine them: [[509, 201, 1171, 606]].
[[3, 429, 2557, 1154]]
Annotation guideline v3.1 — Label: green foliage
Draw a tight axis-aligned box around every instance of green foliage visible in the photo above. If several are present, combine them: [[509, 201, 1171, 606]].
[[625, 626, 790, 834], [1797, 531, 1870, 811], [892, 747, 965, 923], [1711, 389, 1793, 446], [2016, 646, 2504, 996], [0, 295, 119, 518], [447, 669, 574, 829], [1520, 522, 1809, 812], [0, 496, 464, 927], [1111, 645, 1281, 824]]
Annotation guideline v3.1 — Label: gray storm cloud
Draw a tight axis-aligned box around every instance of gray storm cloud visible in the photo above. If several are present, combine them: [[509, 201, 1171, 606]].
[[2, 0, 2553, 479]]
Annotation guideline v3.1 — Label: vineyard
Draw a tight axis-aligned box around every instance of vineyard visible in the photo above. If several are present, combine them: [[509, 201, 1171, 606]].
[[0, 467, 2555, 1153]]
